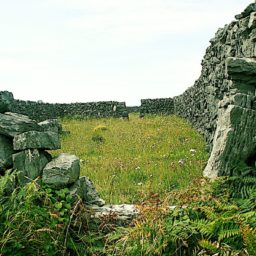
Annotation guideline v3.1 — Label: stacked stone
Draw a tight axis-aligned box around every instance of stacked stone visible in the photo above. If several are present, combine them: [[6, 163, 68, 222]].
[[0, 91, 104, 206], [174, 3, 256, 147], [11, 99, 129, 122], [140, 98, 174, 117], [173, 3, 256, 178]]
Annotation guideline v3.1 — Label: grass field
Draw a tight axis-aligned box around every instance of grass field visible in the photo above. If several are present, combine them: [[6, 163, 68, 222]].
[[55, 114, 208, 204]]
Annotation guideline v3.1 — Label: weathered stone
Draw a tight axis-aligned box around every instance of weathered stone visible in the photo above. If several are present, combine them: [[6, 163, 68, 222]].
[[90, 204, 139, 225], [38, 119, 62, 134], [70, 176, 105, 206], [204, 105, 256, 178], [13, 131, 60, 150], [0, 135, 14, 171], [13, 149, 51, 185], [235, 3, 256, 20], [248, 12, 256, 28], [42, 153, 80, 188], [0, 91, 14, 113], [0, 112, 42, 137]]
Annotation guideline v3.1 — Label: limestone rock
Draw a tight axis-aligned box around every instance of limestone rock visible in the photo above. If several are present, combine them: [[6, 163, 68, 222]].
[[42, 153, 80, 188], [0, 112, 42, 137], [13, 149, 51, 185], [235, 3, 256, 20], [38, 119, 62, 134], [70, 176, 105, 206], [204, 104, 256, 178], [0, 135, 14, 171], [90, 204, 139, 225], [13, 131, 60, 150], [0, 91, 14, 113]]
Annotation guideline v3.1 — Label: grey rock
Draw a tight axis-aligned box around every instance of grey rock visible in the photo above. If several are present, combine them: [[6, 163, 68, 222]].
[[38, 119, 62, 134], [204, 105, 256, 178], [0, 112, 42, 137], [13, 149, 51, 185], [42, 153, 80, 188], [13, 131, 60, 150], [0, 134, 14, 171], [90, 204, 139, 225], [70, 176, 105, 206], [235, 3, 256, 20], [0, 91, 14, 113]]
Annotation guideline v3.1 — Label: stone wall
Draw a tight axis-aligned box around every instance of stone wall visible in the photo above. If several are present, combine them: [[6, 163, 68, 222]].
[[11, 99, 128, 122], [140, 98, 174, 117], [173, 3, 256, 178]]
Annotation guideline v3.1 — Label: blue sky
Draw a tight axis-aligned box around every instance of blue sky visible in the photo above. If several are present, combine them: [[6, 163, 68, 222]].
[[0, 0, 252, 106]]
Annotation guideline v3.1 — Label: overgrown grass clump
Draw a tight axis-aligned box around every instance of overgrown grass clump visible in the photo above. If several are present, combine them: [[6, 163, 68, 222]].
[[55, 114, 208, 204]]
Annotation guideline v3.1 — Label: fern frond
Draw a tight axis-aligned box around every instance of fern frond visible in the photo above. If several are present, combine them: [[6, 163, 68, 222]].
[[218, 228, 241, 242]]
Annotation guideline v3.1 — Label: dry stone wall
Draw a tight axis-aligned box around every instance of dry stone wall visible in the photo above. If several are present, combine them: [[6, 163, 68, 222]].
[[174, 3, 256, 178], [11, 99, 128, 122], [0, 91, 105, 206], [139, 98, 174, 117]]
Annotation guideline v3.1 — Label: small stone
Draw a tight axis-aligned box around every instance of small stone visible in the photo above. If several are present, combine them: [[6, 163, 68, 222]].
[[0, 112, 42, 137], [0, 91, 14, 113], [13, 131, 60, 150], [0, 134, 14, 172], [13, 149, 51, 185], [42, 153, 80, 188], [70, 176, 105, 206]]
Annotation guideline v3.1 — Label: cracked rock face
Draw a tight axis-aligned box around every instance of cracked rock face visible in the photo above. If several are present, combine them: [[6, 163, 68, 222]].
[[13, 131, 61, 150], [13, 149, 51, 185], [42, 153, 80, 188]]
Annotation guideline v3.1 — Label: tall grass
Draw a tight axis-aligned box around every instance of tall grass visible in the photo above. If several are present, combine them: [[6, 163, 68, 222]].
[[55, 114, 208, 204]]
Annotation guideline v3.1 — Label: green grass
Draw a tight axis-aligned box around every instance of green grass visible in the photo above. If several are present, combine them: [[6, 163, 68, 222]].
[[55, 114, 208, 204]]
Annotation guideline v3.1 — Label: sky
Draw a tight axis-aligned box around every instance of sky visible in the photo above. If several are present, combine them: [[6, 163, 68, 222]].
[[0, 0, 253, 106]]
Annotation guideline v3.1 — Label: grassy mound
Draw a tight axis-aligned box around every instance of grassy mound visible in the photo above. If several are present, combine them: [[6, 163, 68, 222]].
[[55, 114, 208, 204]]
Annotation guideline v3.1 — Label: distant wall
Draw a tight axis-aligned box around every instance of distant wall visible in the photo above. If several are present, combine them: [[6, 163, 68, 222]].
[[139, 98, 174, 117], [11, 100, 128, 122]]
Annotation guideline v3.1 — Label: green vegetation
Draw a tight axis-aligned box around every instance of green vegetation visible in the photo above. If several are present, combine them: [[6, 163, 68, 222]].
[[55, 114, 208, 204], [1, 173, 256, 255], [1, 114, 255, 255]]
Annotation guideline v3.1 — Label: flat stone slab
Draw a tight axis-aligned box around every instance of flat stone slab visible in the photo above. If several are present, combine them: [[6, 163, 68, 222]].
[[0, 134, 14, 171], [70, 176, 105, 206], [13, 149, 51, 185], [0, 91, 14, 113], [42, 153, 80, 188], [0, 112, 42, 137], [13, 131, 60, 150], [38, 119, 62, 134]]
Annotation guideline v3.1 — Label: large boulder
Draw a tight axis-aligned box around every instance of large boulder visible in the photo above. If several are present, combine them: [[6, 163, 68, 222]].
[[0, 134, 14, 172], [70, 176, 105, 206], [13, 131, 60, 150], [38, 119, 62, 134], [0, 91, 14, 113], [13, 149, 51, 185], [42, 153, 80, 188], [0, 112, 42, 137]]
